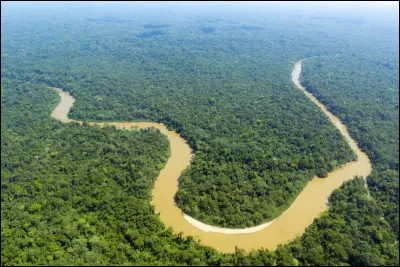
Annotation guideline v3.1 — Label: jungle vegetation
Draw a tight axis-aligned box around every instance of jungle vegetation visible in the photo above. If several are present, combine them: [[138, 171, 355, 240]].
[[1, 2, 398, 266]]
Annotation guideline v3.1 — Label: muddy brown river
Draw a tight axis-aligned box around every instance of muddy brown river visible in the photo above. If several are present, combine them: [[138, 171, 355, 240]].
[[50, 60, 371, 253]]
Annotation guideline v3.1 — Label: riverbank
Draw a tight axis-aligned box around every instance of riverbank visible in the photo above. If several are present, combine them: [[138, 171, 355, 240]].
[[50, 60, 371, 252]]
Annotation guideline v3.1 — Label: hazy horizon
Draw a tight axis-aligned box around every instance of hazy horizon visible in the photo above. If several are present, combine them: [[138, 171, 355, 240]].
[[2, 1, 399, 18]]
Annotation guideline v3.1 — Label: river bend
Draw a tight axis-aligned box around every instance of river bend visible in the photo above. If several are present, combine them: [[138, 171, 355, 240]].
[[50, 60, 371, 253]]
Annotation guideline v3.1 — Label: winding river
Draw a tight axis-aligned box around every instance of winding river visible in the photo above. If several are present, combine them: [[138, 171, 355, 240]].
[[50, 60, 371, 253]]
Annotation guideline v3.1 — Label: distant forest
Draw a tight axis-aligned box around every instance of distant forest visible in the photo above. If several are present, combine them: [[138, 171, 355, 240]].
[[2, 2, 398, 266]]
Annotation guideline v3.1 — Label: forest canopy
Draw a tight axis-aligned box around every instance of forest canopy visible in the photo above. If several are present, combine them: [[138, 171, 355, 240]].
[[1, 1, 398, 266]]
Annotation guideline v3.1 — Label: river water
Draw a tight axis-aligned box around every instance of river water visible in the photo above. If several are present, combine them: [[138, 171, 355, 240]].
[[50, 60, 371, 253]]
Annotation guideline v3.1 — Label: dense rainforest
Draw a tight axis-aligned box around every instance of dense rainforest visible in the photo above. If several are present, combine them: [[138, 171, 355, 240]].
[[2, 2, 399, 266], [1, 2, 358, 228], [298, 14, 399, 238]]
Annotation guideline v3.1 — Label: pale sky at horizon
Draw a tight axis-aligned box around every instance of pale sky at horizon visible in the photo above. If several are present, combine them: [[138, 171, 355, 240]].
[[2, 1, 398, 18]]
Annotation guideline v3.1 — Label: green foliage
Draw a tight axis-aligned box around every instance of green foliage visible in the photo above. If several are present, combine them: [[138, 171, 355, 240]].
[[1, 2, 398, 266], [1, 3, 358, 228], [282, 178, 399, 266], [301, 52, 399, 236]]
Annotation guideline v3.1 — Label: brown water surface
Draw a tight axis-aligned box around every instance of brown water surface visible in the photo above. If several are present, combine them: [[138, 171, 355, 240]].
[[50, 60, 371, 253]]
